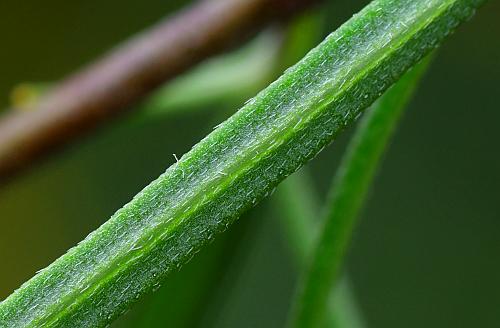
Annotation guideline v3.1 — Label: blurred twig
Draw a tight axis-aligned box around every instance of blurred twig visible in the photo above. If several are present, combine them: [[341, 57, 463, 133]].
[[0, 0, 317, 180]]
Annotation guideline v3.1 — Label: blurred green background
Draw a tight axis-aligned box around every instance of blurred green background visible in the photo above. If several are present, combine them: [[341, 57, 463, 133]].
[[0, 0, 499, 327]]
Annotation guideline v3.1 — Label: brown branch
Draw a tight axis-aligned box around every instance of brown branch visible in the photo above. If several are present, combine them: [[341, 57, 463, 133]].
[[0, 0, 317, 180]]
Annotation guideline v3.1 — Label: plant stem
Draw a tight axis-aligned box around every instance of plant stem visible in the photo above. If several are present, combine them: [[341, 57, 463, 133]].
[[0, 0, 483, 326], [131, 17, 322, 326], [132, 218, 250, 328], [289, 56, 433, 328], [125, 30, 286, 328], [274, 169, 366, 328]]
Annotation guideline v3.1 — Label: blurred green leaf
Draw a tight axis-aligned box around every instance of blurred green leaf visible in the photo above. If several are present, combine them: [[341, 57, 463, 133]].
[[289, 56, 433, 328], [274, 168, 367, 328]]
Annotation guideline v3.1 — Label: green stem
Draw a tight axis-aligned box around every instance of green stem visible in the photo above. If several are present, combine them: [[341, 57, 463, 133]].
[[0, 0, 483, 326], [129, 17, 322, 327], [133, 219, 248, 328], [289, 56, 433, 328], [127, 31, 286, 328]]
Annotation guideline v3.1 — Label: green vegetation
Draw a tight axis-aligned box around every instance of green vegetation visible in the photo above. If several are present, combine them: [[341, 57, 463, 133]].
[[0, 0, 484, 327]]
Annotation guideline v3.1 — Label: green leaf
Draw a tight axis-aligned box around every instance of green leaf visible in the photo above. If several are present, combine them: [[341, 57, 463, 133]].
[[288, 56, 433, 328], [0, 0, 484, 326], [274, 169, 367, 328]]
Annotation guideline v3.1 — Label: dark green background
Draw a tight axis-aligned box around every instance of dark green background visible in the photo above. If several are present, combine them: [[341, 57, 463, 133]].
[[0, 1, 499, 327]]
